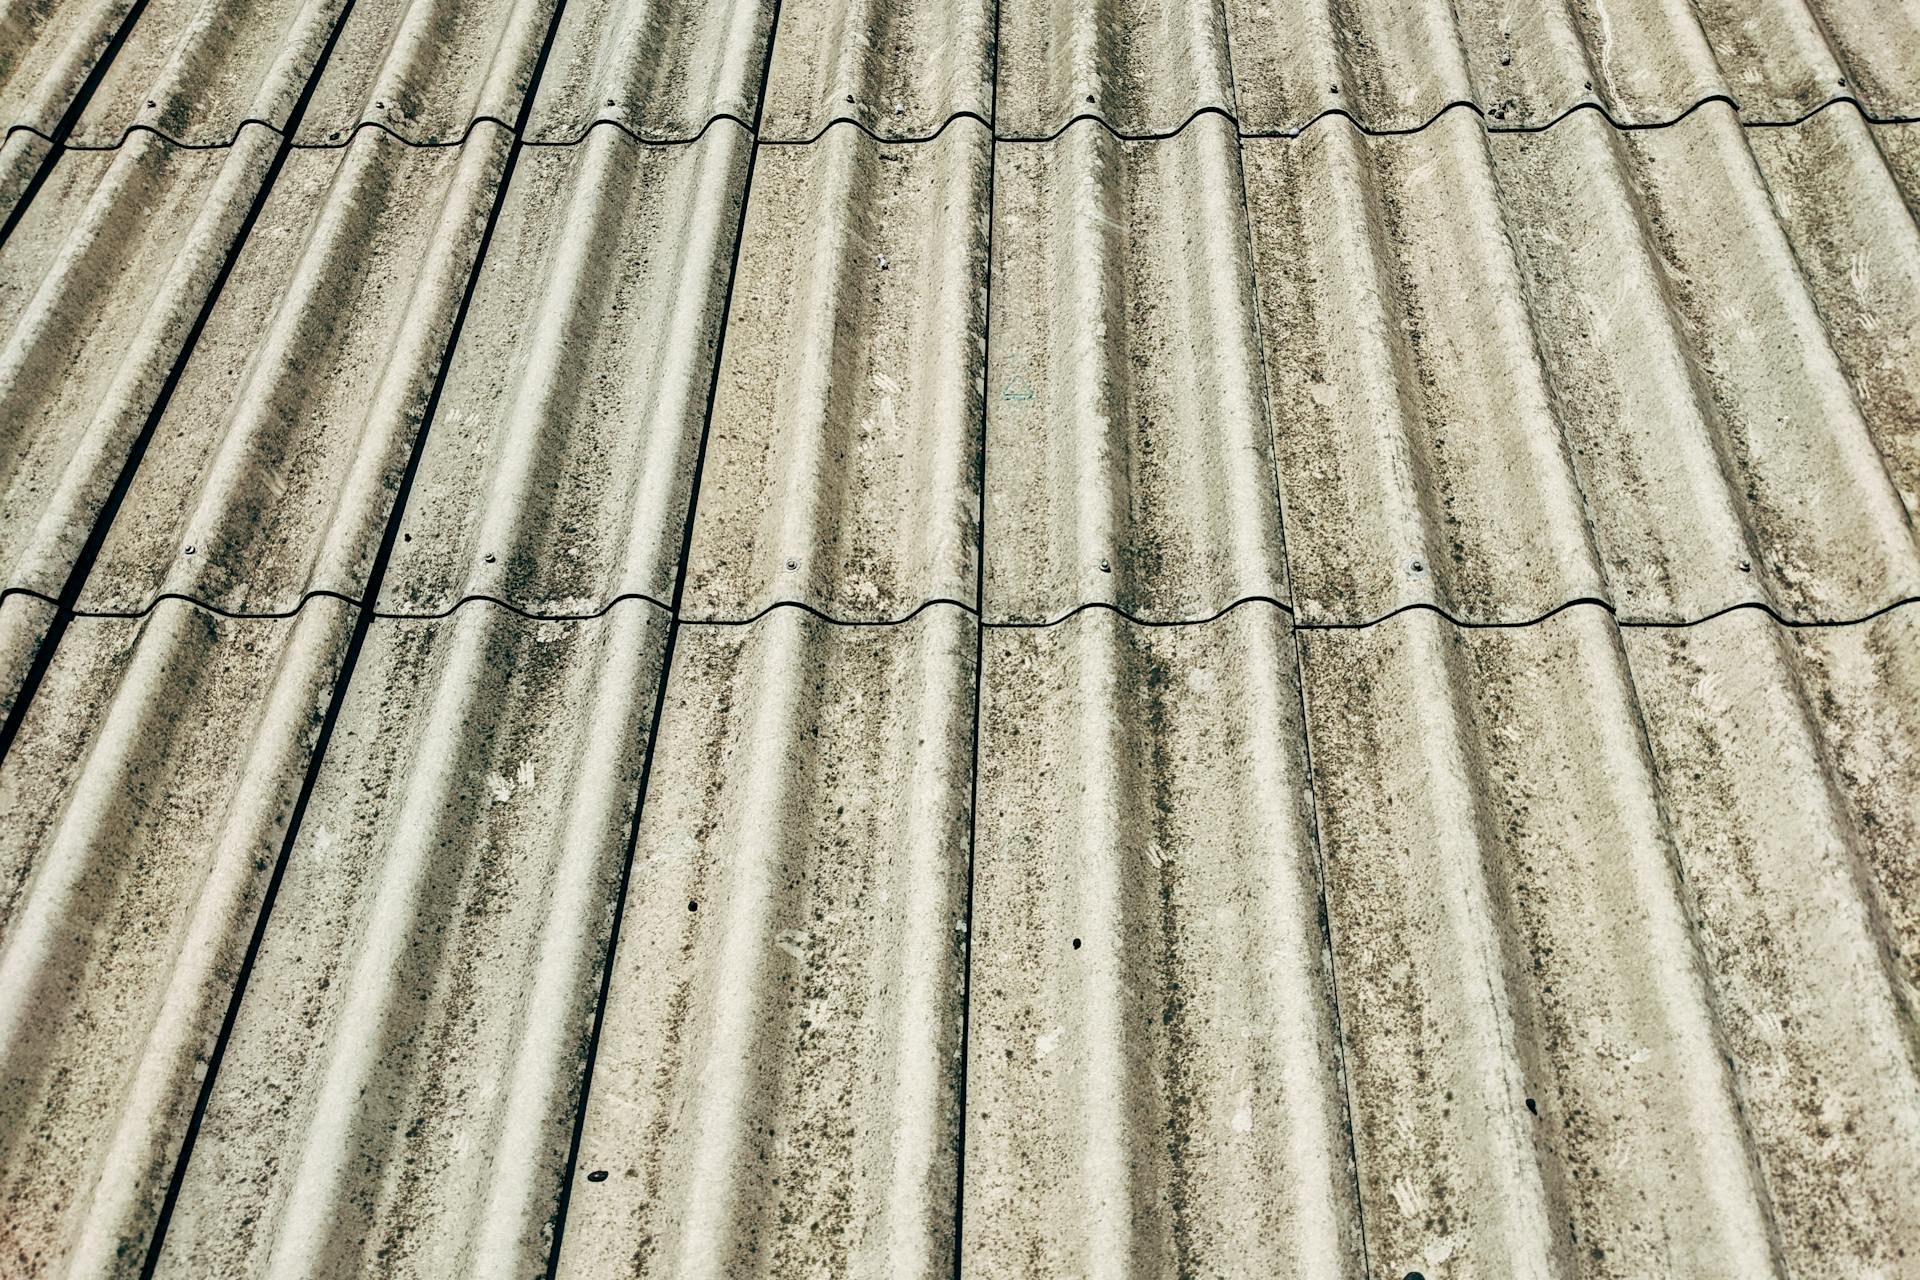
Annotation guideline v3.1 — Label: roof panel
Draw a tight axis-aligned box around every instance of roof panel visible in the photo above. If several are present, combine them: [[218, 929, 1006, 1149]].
[[0, 599, 353, 1279], [294, 0, 554, 144], [0, 0, 133, 138], [760, 0, 995, 141], [1247, 103, 1920, 625], [70, 0, 339, 146], [1624, 608, 1920, 1275], [379, 126, 749, 618], [155, 599, 665, 1280], [559, 604, 974, 1278], [0, 127, 279, 601], [987, 115, 1288, 624], [525, 0, 772, 144], [1300, 606, 1781, 1277], [965, 604, 1360, 1275], [1302, 602, 1920, 1276], [995, 0, 1233, 138], [1223, 0, 1920, 134], [77, 125, 511, 615], [682, 120, 989, 623]]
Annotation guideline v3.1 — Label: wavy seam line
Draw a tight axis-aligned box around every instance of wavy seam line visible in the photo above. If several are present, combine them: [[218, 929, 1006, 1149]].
[[10, 89, 1913, 158], [22, 584, 1917, 634], [45, 586, 677, 623]]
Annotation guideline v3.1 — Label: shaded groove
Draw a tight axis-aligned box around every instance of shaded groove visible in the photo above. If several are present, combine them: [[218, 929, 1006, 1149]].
[[542, 1, 785, 1271], [7, 90, 1909, 162], [135, 0, 574, 1265], [950, 0, 1002, 1268], [0, 0, 151, 250]]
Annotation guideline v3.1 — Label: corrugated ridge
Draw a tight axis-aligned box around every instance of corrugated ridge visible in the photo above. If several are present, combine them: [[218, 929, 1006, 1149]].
[[681, 117, 988, 623], [986, 113, 1288, 624]]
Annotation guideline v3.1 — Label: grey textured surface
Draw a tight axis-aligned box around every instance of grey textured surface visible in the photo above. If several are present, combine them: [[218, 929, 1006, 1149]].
[[1, 4, 1917, 1277]]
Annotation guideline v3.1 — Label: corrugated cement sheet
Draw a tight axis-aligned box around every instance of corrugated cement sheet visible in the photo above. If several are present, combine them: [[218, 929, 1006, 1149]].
[[2, 6, 1918, 1279]]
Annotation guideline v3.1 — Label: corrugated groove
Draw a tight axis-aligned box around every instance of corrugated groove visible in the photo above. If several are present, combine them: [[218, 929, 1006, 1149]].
[[760, 0, 995, 142], [986, 112, 1288, 624], [680, 116, 990, 624], [949, 0, 997, 1262]]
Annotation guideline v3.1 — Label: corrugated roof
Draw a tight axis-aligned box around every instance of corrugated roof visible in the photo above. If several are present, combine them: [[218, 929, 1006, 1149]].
[[2, 2, 1919, 1277]]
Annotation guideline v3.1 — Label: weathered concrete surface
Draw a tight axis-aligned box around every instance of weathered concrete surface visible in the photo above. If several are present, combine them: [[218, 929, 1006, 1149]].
[[966, 603, 1361, 1277], [1246, 104, 1920, 624], [1224, 0, 1920, 133], [1, 127, 279, 602], [78, 125, 512, 615], [761, 0, 994, 140]]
